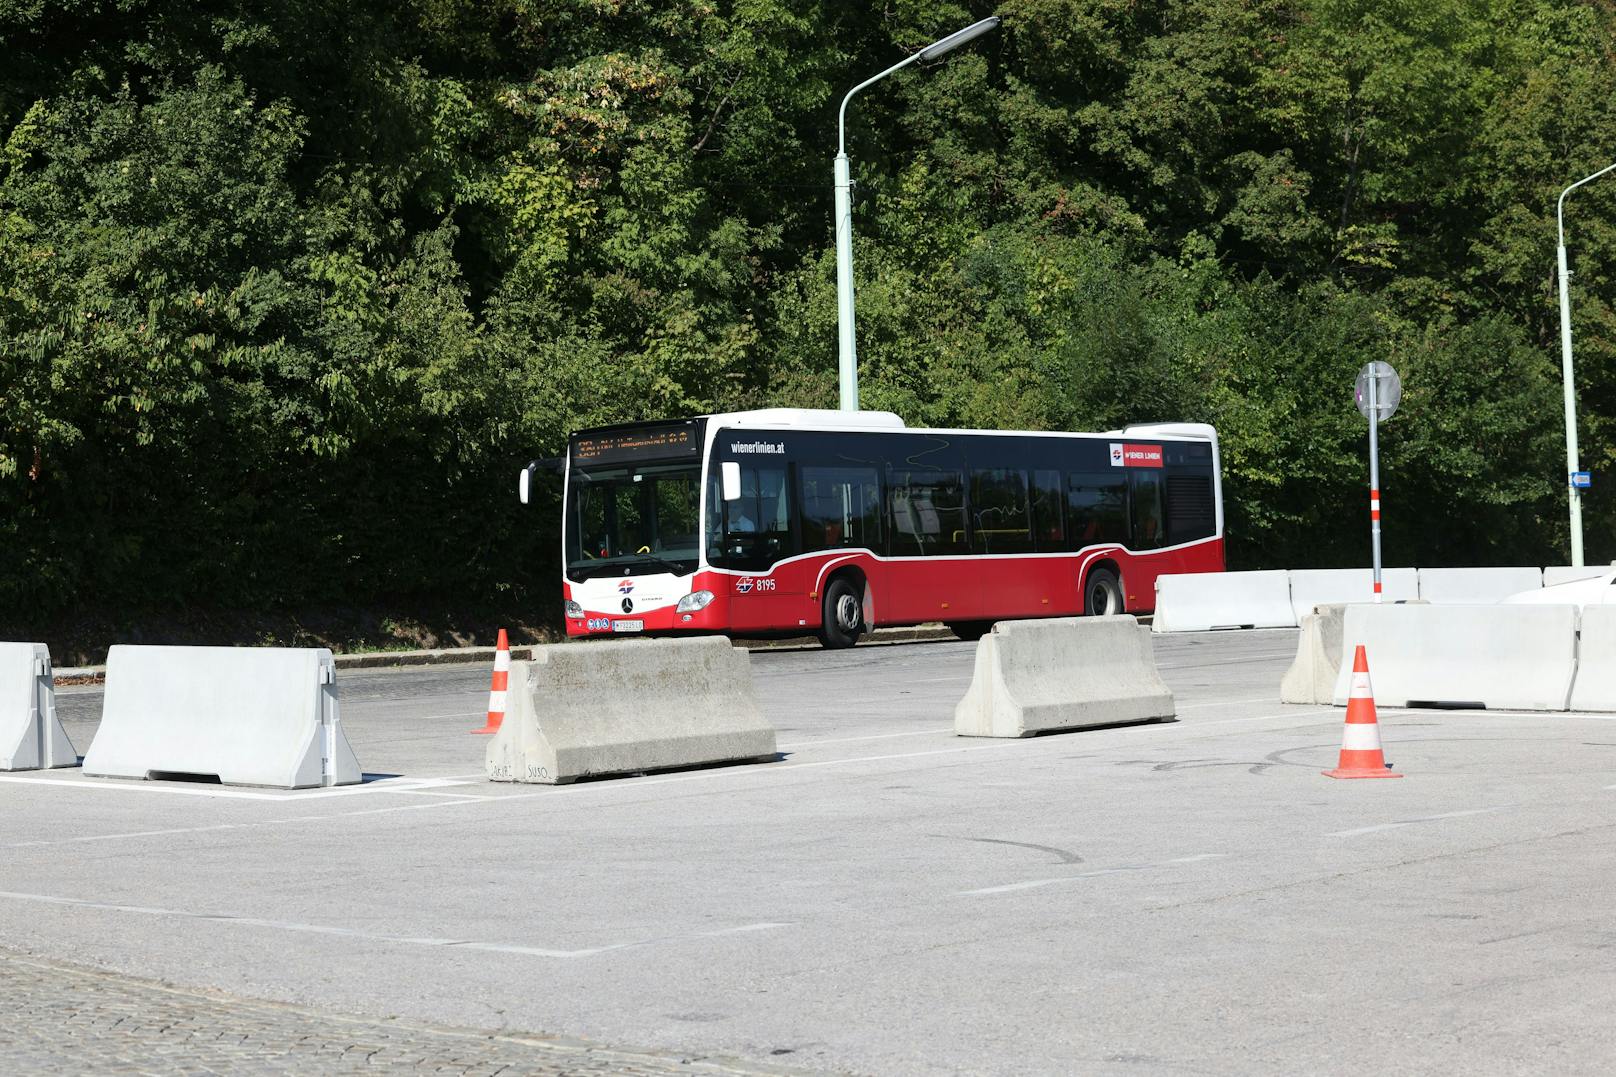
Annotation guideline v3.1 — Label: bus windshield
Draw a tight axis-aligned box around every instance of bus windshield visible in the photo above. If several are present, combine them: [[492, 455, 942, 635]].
[[566, 461, 701, 580]]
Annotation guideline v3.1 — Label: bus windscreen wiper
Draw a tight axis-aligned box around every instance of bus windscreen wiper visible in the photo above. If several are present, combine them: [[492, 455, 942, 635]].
[[628, 552, 691, 577]]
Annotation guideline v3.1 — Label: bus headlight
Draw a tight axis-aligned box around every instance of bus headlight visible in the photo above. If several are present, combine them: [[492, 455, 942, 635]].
[[676, 590, 714, 613], [564, 600, 584, 618]]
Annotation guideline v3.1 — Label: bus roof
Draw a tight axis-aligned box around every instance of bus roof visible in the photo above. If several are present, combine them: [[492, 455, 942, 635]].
[[706, 407, 907, 430], [703, 409, 1216, 444]]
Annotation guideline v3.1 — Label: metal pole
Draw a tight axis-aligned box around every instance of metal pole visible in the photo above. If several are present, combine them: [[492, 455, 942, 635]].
[[831, 19, 999, 413], [1369, 372, 1383, 603], [835, 58, 922, 415], [834, 151, 858, 411], [1555, 161, 1616, 567], [1557, 243, 1585, 567]]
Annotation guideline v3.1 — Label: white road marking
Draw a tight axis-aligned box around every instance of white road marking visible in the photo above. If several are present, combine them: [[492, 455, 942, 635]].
[[1164, 708, 1339, 731], [0, 774, 482, 802], [0, 776, 352, 801], [779, 728, 950, 749], [1159, 652, 1299, 666], [5, 800, 480, 849], [11, 824, 250, 847], [1440, 710, 1616, 721], [959, 854, 1227, 896], [0, 889, 790, 959], [1175, 697, 1286, 711], [777, 700, 1290, 749], [2, 711, 1354, 851], [1, 743, 1047, 849], [962, 869, 1130, 895], [1327, 807, 1503, 838]]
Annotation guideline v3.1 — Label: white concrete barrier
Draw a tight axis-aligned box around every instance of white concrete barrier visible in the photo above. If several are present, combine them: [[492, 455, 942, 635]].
[[1152, 571, 1295, 632], [1, 643, 76, 771], [83, 646, 360, 788], [1279, 606, 1345, 705], [1330, 605, 1577, 710], [1417, 567, 1542, 604], [1544, 565, 1609, 587], [955, 616, 1174, 737], [1287, 569, 1418, 622], [486, 637, 777, 784], [1570, 607, 1616, 712]]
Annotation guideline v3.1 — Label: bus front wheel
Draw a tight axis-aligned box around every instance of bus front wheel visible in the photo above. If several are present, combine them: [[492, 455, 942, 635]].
[[1084, 568, 1124, 616], [819, 577, 864, 649], [948, 621, 992, 642]]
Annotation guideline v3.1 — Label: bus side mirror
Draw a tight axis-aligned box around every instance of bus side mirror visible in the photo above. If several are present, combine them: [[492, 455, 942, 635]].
[[517, 456, 563, 505], [721, 461, 742, 501]]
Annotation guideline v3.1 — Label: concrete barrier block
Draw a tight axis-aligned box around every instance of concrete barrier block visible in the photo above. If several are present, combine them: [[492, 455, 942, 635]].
[[955, 617, 1174, 737], [1545, 565, 1609, 587], [486, 637, 777, 784], [83, 646, 360, 788], [1417, 567, 1543, 604], [1, 643, 76, 771], [1279, 605, 1345, 705], [1287, 569, 1418, 623], [1570, 607, 1616, 712], [1152, 571, 1296, 633], [1330, 605, 1577, 711]]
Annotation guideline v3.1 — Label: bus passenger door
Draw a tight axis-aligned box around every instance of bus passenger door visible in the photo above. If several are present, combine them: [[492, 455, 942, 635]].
[[799, 464, 885, 628], [719, 463, 802, 632]]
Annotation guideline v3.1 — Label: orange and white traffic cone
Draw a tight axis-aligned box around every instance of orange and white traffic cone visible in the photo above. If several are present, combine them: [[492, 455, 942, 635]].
[[1323, 644, 1402, 779], [471, 629, 510, 735]]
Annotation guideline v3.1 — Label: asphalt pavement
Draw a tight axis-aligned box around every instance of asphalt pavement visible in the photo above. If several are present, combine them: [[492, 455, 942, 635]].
[[5, 629, 1616, 1074]]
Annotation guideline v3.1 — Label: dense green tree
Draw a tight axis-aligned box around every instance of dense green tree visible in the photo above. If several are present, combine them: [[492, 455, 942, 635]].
[[3, 0, 1614, 646]]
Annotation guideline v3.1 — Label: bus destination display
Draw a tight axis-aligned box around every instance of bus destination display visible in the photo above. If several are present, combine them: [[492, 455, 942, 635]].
[[571, 424, 700, 466]]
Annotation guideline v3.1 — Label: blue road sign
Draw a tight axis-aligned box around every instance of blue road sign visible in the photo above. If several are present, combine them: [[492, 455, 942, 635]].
[[1572, 471, 1592, 489]]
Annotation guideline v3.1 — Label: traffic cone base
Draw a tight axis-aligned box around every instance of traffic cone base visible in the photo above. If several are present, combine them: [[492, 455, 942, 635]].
[[472, 628, 510, 735], [1323, 766, 1401, 779], [1323, 644, 1403, 780]]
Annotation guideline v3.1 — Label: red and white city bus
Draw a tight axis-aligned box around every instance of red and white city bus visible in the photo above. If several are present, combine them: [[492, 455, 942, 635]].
[[521, 409, 1224, 648]]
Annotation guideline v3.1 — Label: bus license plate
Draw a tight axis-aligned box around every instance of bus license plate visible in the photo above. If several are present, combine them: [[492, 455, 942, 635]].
[[612, 620, 644, 633]]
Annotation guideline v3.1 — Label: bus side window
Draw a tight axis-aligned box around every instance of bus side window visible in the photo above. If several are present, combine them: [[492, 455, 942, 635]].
[[969, 469, 1032, 554], [801, 466, 882, 552], [1067, 473, 1127, 547], [1129, 470, 1166, 549], [888, 469, 967, 556], [724, 465, 793, 568], [1030, 469, 1064, 551]]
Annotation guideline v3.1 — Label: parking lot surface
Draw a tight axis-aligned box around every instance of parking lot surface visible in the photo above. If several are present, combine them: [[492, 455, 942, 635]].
[[5, 629, 1616, 1074]]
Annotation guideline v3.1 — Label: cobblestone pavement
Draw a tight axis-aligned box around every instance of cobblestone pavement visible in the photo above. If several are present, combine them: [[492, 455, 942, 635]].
[[1, 948, 819, 1076]]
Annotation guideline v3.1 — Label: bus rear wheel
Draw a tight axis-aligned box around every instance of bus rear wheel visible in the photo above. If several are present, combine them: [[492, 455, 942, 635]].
[[1084, 568, 1125, 616], [948, 621, 992, 642], [819, 577, 864, 649]]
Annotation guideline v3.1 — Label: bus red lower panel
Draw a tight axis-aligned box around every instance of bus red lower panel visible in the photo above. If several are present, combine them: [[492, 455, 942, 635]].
[[563, 538, 1226, 637], [1109, 540, 1226, 614]]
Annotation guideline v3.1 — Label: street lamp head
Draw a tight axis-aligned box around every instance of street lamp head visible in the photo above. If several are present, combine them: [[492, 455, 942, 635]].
[[917, 16, 1001, 63], [834, 12, 1002, 411]]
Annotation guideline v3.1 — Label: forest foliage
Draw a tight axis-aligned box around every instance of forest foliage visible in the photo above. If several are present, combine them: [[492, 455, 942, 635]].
[[4, 0, 1616, 623]]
